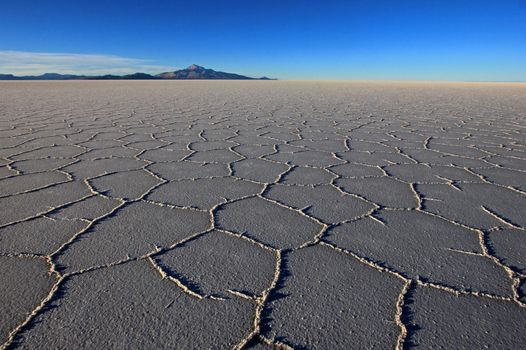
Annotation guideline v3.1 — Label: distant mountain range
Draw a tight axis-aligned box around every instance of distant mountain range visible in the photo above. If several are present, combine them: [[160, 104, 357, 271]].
[[0, 64, 275, 80]]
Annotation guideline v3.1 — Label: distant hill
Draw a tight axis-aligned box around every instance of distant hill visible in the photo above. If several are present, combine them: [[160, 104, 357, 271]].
[[0, 65, 275, 80], [0, 72, 159, 80], [0, 73, 83, 80], [85, 72, 160, 80]]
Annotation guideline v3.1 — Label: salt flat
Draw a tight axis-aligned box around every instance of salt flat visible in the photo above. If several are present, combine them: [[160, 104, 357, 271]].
[[0, 81, 525, 349]]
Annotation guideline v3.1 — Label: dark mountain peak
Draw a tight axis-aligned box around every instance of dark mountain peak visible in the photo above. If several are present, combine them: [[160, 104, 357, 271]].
[[40, 73, 63, 78], [123, 72, 158, 79], [0, 74, 17, 80], [39, 73, 79, 79], [186, 64, 205, 71]]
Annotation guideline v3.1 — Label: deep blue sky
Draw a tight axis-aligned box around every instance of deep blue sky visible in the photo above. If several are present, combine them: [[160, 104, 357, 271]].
[[1, 0, 526, 80]]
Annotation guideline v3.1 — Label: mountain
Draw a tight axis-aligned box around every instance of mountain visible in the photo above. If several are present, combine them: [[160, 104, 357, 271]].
[[0, 74, 18, 80], [85, 72, 159, 80], [0, 73, 81, 80], [156, 64, 271, 80], [0, 65, 275, 80], [36, 73, 81, 80]]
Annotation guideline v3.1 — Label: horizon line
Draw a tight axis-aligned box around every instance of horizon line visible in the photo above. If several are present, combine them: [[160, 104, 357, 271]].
[[1, 75, 526, 84]]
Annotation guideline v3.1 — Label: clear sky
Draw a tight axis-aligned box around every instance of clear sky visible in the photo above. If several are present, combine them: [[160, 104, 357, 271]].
[[1, 0, 526, 80]]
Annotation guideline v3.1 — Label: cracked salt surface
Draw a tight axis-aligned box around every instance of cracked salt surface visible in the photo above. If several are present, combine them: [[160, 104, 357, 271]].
[[0, 81, 525, 349]]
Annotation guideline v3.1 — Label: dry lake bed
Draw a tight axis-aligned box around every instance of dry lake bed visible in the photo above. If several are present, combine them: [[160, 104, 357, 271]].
[[0, 81, 525, 349]]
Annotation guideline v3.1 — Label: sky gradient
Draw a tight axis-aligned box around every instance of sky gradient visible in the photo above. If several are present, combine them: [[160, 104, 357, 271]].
[[1, 0, 526, 80]]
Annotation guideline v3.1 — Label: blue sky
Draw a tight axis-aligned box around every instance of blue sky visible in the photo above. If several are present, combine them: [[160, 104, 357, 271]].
[[1, 0, 526, 80]]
